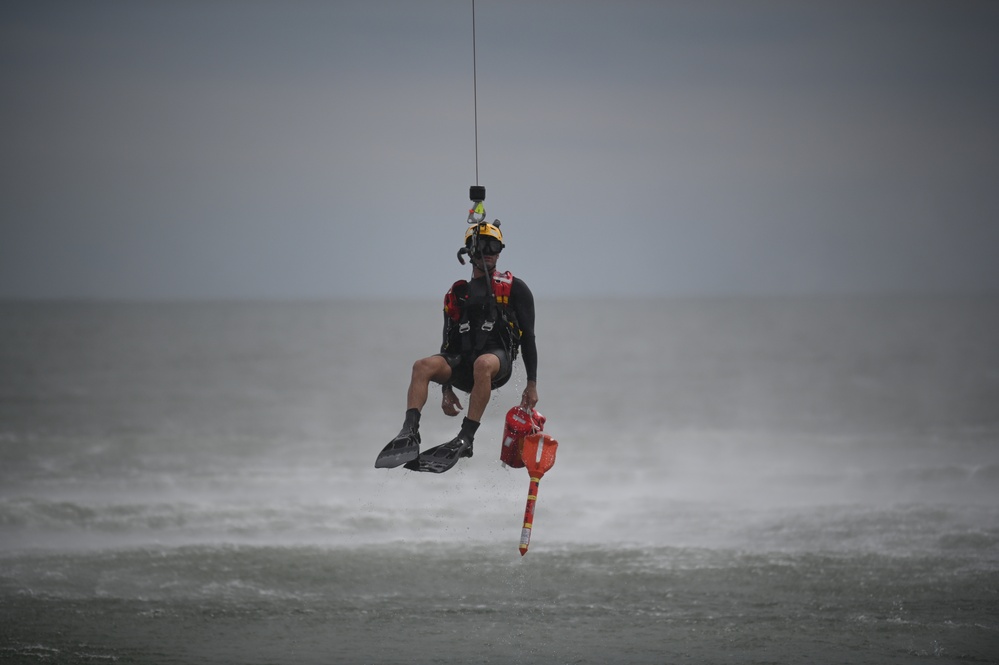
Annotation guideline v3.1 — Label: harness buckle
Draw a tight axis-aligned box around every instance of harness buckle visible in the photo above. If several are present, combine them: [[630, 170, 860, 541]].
[[481, 320, 495, 332], [459, 322, 471, 334]]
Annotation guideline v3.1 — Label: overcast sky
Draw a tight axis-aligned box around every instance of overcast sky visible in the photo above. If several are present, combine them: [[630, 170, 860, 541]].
[[2, 0, 997, 300]]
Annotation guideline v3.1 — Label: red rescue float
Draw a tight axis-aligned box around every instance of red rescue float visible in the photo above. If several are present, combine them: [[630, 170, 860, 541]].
[[500, 406, 546, 468]]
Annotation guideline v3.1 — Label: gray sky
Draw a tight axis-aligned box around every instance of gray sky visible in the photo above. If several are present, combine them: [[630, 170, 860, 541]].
[[3, 0, 997, 300]]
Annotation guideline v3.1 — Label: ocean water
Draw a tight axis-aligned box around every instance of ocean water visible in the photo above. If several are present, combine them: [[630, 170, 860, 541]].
[[1, 296, 998, 664]]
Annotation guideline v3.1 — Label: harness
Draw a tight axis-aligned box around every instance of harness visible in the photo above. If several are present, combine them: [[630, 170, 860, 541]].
[[443, 270, 521, 359]]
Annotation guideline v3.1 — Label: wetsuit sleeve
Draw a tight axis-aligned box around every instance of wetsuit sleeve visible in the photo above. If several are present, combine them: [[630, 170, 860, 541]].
[[511, 278, 537, 382]]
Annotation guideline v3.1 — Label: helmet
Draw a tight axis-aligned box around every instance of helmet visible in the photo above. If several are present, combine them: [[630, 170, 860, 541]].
[[457, 221, 504, 265], [464, 222, 504, 256], [464, 222, 503, 246]]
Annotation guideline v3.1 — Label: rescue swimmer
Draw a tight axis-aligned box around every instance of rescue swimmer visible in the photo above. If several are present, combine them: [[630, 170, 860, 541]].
[[375, 220, 539, 473]]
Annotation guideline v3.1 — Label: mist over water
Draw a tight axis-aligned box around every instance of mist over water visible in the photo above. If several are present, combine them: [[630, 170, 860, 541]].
[[2, 296, 997, 663]]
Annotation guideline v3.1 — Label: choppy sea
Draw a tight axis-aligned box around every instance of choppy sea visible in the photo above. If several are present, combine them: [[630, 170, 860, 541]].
[[1, 296, 998, 664]]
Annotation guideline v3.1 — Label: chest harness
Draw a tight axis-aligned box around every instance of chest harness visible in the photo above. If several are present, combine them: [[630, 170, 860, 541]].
[[443, 270, 521, 360]]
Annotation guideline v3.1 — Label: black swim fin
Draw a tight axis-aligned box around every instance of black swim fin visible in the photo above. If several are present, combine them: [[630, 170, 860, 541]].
[[404, 435, 473, 474], [375, 430, 421, 468]]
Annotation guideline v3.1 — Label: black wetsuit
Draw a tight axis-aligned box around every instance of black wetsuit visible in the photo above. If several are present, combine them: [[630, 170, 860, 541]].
[[439, 273, 537, 393]]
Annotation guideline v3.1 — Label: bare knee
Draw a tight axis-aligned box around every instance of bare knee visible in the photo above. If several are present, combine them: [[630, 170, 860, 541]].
[[472, 354, 500, 381], [413, 356, 450, 383]]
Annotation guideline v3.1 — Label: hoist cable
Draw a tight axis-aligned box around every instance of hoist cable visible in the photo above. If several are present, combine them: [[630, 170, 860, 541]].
[[472, 0, 480, 186]]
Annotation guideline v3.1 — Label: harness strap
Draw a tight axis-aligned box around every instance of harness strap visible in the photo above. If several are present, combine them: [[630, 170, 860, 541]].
[[443, 271, 519, 358]]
